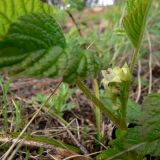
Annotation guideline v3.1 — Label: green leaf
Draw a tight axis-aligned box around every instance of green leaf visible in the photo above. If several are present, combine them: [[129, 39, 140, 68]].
[[127, 99, 141, 123], [0, 13, 66, 77], [140, 93, 160, 141], [97, 94, 160, 159], [97, 128, 140, 160], [0, 0, 55, 38], [0, 13, 102, 83], [123, 0, 152, 48]]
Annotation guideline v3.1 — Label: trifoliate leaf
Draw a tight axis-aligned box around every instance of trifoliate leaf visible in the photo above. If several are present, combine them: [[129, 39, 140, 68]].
[[97, 94, 160, 159]]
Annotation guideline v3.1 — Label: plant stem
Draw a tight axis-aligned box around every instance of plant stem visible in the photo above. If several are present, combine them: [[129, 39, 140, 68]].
[[66, 10, 83, 37], [123, 7, 149, 124], [92, 79, 102, 142], [121, 47, 140, 126], [130, 47, 140, 75], [76, 79, 127, 130], [120, 82, 130, 126]]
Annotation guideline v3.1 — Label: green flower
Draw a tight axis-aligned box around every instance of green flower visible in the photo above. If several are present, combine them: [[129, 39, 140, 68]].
[[101, 64, 131, 111], [102, 63, 130, 89]]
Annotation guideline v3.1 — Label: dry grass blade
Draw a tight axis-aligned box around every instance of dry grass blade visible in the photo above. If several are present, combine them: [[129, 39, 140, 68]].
[[0, 134, 81, 160]]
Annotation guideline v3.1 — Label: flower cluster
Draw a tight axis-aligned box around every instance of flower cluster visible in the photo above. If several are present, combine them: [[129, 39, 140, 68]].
[[102, 63, 131, 110]]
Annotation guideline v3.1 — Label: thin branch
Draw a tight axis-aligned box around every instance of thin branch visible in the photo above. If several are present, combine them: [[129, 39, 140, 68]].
[[66, 10, 83, 37], [43, 106, 89, 155], [8, 138, 25, 160]]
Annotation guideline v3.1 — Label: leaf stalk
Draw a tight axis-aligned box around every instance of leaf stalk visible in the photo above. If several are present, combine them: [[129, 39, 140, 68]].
[[76, 79, 127, 130]]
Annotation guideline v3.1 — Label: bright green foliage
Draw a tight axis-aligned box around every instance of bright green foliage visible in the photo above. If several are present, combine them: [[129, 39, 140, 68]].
[[0, 13, 102, 83], [0, 0, 55, 38], [32, 83, 75, 116], [97, 93, 160, 160], [97, 128, 141, 160], [123, 0, 152, 47]]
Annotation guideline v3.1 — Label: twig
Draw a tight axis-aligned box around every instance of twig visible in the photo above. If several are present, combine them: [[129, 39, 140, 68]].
[[43, 107, 89, 155], [1, 79, 63, 160], [63, 123, 89, 155], [8, 138, 25, 160], [66, 10, 83, 37], [136, 60, 142, 102]]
